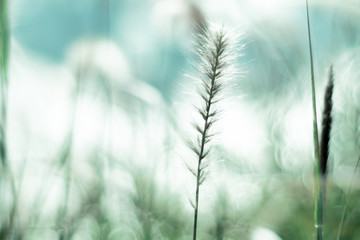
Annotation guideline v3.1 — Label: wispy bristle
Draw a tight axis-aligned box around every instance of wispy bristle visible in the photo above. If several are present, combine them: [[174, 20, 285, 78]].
[[188, 24, 235, 240], [189, 25, 231, 182], [320, 65, 334, 176]]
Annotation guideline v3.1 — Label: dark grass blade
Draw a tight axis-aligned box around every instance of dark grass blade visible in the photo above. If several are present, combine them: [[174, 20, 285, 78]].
[[306, 0, 320, 171], [305, 1, 323, 239]]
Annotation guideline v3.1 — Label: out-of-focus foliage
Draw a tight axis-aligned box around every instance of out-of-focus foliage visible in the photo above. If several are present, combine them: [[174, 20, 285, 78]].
[[1, 0, 360, 239]]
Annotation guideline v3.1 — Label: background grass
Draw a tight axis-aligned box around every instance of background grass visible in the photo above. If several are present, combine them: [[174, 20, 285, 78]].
[[1, 0, 360, 239]]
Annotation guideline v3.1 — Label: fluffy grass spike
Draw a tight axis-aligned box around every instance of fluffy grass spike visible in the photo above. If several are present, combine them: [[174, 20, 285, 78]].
[[320, 65, 334, 176], [187, 25, 233, 240], [316, 65, 334, 240]]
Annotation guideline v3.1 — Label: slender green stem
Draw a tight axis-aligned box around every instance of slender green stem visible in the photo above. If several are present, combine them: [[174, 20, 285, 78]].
[[192, 30, 227, 240], [0, 2, 18, 238], [0, 0, 9, 168], [193, 37, 220, 240], [305, 1, 323, 239], [316, 176, 326, 240]]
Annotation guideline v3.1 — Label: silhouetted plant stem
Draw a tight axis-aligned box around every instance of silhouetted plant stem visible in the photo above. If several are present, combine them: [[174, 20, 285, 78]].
[[193, 49, 220, 240], [305, 1, 323, 239], [188, 26, 231, 240]]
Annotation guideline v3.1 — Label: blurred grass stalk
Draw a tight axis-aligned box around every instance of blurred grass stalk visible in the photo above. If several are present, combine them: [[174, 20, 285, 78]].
[[0, 0, 17, 239], [305, 0, 324, 239], [337, 155, 360, 240], [0, 0, 9, 167]]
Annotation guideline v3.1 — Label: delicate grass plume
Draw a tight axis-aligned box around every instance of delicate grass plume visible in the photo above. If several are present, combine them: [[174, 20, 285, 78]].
[[185, 24, 236, 240]]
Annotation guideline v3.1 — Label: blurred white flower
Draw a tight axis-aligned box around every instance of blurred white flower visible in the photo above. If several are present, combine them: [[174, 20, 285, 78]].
[[66, 38, 130, 84], [251, 227, 282, 240], [151, 0, 204, 45]]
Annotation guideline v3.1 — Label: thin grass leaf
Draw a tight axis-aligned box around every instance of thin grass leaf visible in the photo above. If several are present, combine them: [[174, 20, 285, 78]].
[[305, 1, 323, 239]]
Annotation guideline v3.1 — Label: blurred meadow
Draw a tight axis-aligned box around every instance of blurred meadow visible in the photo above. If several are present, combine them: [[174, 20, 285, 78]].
[[1, 0, 360, 239]]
